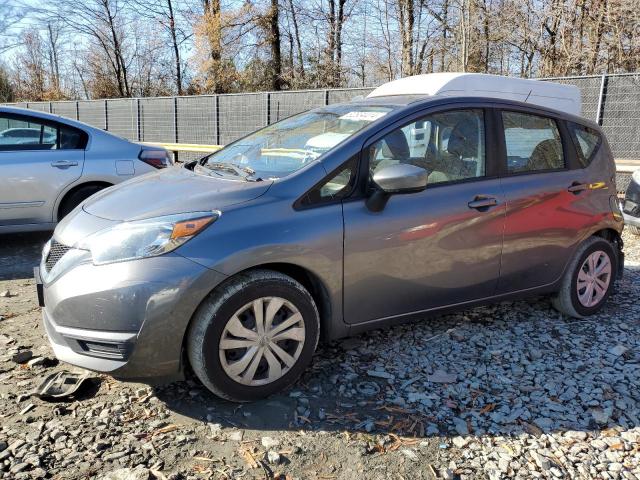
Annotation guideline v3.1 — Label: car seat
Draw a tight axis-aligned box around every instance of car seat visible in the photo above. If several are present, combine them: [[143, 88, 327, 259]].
[[526, 139, 562, 171]]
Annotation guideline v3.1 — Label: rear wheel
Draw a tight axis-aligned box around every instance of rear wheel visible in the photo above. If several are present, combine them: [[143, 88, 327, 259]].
[[187, 270, 320, 402], [552, 236, 617, 318], [58, 184, 108, 220]]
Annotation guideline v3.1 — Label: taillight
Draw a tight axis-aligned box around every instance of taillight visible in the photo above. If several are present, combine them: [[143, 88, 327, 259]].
[[139, 149, 173, 169]]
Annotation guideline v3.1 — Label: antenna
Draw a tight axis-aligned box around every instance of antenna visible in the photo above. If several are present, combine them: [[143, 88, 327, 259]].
[[524, 89, 532, 103]]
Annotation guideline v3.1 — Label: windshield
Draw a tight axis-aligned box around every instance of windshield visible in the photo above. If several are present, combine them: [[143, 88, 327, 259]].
[[198, 104, 393, 180]]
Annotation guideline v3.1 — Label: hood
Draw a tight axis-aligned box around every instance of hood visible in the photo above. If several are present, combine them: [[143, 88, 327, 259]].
[[305, 132, 351, 151], [83, 167, 272, 221]]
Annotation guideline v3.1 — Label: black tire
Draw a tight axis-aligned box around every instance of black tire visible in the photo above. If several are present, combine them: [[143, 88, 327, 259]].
[[187, 269, 320, 402], [628, 225, 640, 236], [552, 236, 618, 318], [58, 185, 108, 220]]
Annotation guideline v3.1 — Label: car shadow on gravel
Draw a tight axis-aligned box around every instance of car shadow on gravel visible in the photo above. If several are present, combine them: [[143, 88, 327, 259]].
[[155, 264, 640, 440], [0, 232, 50, 281]]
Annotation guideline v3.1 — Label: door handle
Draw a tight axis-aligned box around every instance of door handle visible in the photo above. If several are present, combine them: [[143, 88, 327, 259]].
[[568, 182, 588, 194], [468, 196, 498, 210], [51, 160, 78, 168]]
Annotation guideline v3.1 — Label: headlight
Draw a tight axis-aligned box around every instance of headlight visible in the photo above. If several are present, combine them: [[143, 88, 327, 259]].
[[77, 211, 219, 265], [633, 169, 640, 184]]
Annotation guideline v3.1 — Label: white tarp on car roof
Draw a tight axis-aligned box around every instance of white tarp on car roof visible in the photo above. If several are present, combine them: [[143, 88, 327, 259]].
[[367, 73, 582, 116]]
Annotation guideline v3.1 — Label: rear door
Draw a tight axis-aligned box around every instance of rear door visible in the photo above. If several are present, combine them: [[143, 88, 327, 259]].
[[496, 108, 594, 293], [342, 107, 506, 325], [0, 113, 85, 226]]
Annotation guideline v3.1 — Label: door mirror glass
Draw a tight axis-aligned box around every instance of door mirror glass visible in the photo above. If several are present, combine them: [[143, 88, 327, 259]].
[[372, 164, 428, 193]]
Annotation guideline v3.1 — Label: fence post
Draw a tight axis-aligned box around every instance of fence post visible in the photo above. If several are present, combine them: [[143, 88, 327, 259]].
[[596, 74, 608, 126], [173, 97, 179, 163], [214, 95, 220, 145], [75, 101, 79, 121], [174, 97, 179, 143], [324, 89, 329, 106], [265, 92, 271, 126], [104, 100, 109, 131], [136, 98, 142, 141], [49, 102, 53, 113]]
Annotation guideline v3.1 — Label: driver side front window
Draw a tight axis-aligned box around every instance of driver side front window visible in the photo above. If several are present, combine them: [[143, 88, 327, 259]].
[[369, 109, 486, 185]]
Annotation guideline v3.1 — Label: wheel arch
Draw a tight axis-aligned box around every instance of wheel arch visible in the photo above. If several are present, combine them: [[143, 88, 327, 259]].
[[245, 262, 335, 340], [592, 227, 624, 277], [56, 181, 113, 221]]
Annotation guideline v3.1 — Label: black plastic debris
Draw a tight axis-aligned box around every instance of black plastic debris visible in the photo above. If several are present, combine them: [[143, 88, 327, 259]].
[[34, 371, 96, 401]]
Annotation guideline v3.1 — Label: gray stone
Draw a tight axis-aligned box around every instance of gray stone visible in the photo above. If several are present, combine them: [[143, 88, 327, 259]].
[[12, 350, 33, 364], [366, 370, 395, 380], [531, 452, 552, 471], [99, 466, 150, 480], [103, 451, 128, 461], [400, 449, 419, 462], [609, 345, 628, 356], [452, 436, 468, 448], [453, 417, 469, 436], [10, 462, 29, 474], [267, 450, 281, 465], [427, 370, 457, 383], [261, 436, 280, 449]]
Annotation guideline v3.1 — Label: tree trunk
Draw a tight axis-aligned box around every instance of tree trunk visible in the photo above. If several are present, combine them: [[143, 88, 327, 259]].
[[334, 0, 346, 86], [269, 0, 284, 90], [203, 0, 222, 92], [46, 23, 61, 92], [287, 0, 305, 78], [166, 0, 182, 95], [398, 0, 414, 76]]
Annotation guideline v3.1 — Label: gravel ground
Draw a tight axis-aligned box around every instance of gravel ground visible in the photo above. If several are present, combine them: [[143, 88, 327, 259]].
[[0, 230, 639, 480]]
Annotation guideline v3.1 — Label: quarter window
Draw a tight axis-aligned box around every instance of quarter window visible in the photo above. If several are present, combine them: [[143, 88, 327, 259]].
[[568, 122, 601, 168], [297, 157, 357, 208], [368, 109, 486, 185], [502, 111, 564, 173]]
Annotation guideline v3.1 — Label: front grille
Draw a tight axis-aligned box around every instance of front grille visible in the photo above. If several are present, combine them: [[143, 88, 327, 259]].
[[45, 240, 71, 272]]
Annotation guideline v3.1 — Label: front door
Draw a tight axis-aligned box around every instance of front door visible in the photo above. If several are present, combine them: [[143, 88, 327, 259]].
[[0, 113, 85, 226], [343, 108, 505, 325]]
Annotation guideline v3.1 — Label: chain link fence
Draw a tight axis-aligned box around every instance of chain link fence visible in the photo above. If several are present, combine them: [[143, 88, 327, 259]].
[[3, 74, 638, 186]]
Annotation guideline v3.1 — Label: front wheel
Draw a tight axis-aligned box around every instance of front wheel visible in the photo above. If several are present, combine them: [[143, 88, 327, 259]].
[[552, 236, 618, 318], [187, 270, 320, 402]]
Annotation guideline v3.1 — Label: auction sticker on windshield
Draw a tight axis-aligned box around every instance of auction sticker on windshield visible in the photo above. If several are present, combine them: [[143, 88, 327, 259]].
[[339, 111, 388, 122]]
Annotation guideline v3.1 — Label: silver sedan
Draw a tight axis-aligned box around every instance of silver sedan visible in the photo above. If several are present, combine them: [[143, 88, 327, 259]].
[[0, 106, 172, 234]]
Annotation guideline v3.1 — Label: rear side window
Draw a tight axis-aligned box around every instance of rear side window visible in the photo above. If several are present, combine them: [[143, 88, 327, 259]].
[[568, 122, 601, 168], [0, 113, 87, 151], [502, 111, 565, 174]]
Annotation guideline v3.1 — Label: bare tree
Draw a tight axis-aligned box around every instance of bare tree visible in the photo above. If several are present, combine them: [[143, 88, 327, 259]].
[[126, 0, 190, 94]]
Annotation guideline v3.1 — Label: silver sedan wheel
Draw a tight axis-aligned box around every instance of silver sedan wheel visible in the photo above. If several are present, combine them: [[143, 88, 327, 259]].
[[576, 250, 612, 307], [219, 297, 306, 386]]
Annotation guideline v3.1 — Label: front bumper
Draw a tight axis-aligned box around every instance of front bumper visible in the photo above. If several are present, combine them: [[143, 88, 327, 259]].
[[40, 253, 227, 383]]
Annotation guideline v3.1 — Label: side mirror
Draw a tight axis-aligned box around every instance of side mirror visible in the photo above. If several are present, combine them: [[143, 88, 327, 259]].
[[366, 164, 428, 212]]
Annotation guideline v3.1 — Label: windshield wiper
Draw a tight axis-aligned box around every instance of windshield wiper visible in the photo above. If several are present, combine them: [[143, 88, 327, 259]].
[[203, 162, 262, 181]]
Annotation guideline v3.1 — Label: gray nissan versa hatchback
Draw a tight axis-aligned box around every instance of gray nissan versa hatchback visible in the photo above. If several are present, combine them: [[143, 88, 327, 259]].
[[37, 74, 624, 401]]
